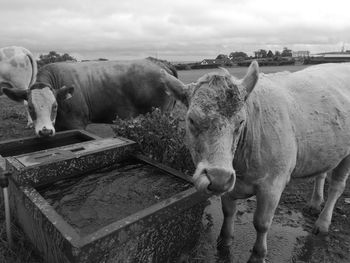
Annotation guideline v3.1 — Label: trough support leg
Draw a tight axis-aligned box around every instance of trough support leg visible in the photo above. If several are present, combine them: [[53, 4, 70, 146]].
[[218, 195, 237, 248], [308, 172, 327, 211], [314, 156, 350, 234], [248, 179, 285, 263]]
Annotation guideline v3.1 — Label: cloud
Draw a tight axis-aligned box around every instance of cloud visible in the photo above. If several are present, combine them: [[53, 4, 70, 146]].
[[0, 0, 349, 61]]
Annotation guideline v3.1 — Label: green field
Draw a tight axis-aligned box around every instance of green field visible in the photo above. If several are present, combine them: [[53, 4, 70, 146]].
[[178, 64, 310, 83]]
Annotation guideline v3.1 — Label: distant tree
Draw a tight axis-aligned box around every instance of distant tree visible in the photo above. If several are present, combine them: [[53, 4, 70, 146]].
[[275, 50, 281, 57], [98, 58, 108, 61], [281, 47, 292, 57], [260, 49, 267, 58], [216, 54, 229, 60], [254, 49, 267, 58], [37, 51, 77, 67], [267, 50, 274, 58], [229, 51, 248, 61]]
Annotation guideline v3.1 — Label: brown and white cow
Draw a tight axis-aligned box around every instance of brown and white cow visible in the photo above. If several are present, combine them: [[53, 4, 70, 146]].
[[3, 58, 176, 137], [0, 46, 37, 127], [160, 62, 350, 263]]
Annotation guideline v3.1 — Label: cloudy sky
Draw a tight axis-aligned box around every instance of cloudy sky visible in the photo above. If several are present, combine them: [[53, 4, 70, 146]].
[[0, 0, 349, 61]]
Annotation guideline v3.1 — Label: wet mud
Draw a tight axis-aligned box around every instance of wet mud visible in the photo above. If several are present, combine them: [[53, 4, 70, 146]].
[[38, 158, 191, 235], [187, 197, 307, 263], [186, 178, 350, 263]]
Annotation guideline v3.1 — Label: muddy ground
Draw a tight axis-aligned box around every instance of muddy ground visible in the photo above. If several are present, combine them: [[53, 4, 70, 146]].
[[0, 95, 350, 263]]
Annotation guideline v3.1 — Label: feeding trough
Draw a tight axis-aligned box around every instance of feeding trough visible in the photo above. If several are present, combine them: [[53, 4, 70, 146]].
[[0, 130, 100, 158], [0, 132, 208, 263]]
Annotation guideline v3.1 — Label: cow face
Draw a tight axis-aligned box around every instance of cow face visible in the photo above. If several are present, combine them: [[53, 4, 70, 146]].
[[2, 83, 74, 137], [160, 61, 259, 195]]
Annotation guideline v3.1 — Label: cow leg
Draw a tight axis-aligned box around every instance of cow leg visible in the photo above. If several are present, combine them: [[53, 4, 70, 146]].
[[313, 156, 350, 235], [23, 100, 33, 128], [248, 179, 285, 263], [217, 195, 237, 248], [307, 172, 327, 211]]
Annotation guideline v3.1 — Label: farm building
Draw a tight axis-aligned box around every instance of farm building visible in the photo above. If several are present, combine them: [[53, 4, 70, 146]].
[[292, 50, 310, 58], [307, 51, 350, 64], [200, 58, 232, 66]]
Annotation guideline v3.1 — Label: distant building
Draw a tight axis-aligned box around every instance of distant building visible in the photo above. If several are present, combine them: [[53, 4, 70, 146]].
[[292, 51, 310, 58], [313, 52, 350, 58], [201, 59, 216, 65], [200, 58, 232, 66], [307, 51, 350, 64]]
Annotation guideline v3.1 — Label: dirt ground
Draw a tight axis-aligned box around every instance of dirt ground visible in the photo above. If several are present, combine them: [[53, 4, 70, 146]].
[[0, 95, 350, 262]]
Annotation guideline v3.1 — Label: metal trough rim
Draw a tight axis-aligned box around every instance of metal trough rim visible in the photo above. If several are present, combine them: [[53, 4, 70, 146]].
[[0, 129, 100, 146]]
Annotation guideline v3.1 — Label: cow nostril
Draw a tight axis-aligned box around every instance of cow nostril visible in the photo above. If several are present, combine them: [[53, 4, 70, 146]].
[[49, 130, 53, 135]]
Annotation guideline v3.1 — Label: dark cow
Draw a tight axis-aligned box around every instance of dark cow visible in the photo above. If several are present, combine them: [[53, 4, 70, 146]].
[[160, 62, 350, 263], [2, 58, 176, 137]]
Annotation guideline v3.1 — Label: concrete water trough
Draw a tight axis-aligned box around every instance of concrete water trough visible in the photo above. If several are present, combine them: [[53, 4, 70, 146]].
[[0, 131, 207, 263]]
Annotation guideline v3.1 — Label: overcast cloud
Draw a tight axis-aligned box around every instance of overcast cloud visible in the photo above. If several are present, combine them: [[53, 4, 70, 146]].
[[0, 0, 349, 61]]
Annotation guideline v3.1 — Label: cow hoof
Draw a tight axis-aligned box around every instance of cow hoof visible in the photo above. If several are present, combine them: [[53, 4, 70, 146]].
[[313, 219, 330, 235]]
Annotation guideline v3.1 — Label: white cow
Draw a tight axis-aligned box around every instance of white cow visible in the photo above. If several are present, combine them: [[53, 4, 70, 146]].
[[0, 46, 37, 127], [160, 62, 350, 263]]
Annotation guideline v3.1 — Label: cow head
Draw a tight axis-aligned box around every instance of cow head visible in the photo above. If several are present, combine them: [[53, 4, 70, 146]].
[[160, 61, 259, 195], [2, 82, 74, 137]]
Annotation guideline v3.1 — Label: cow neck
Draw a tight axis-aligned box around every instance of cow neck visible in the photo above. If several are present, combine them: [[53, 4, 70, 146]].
[[48, 69, 62, 91], [233, 96, 258, 177]]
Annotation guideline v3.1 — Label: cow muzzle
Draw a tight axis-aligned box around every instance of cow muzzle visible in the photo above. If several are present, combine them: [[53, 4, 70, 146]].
[[38, 126, 55, 137], [194, 167, 236, 195]]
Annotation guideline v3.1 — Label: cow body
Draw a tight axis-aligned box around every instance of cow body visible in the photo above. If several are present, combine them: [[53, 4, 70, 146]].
[[3, 58, 176, 136], [0, 46, 37, 127], [160, 62, 350, 263]]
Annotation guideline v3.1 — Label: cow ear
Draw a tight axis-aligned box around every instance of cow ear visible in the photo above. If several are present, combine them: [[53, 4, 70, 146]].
[[241, 61, 259, 100], [2, 86, 28, 102], [160, 69, 190, 107], [56, 86, 74, 101]]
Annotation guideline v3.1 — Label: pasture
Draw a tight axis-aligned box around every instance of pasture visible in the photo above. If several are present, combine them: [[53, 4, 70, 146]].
[[0, 65, 350, 262]]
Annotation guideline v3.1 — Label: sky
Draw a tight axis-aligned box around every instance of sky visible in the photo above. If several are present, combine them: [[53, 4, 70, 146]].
[[0, 0, 349, 62]]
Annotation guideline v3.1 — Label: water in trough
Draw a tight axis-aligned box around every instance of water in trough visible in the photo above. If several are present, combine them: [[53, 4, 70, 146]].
[[38, 158, 192, 236]]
